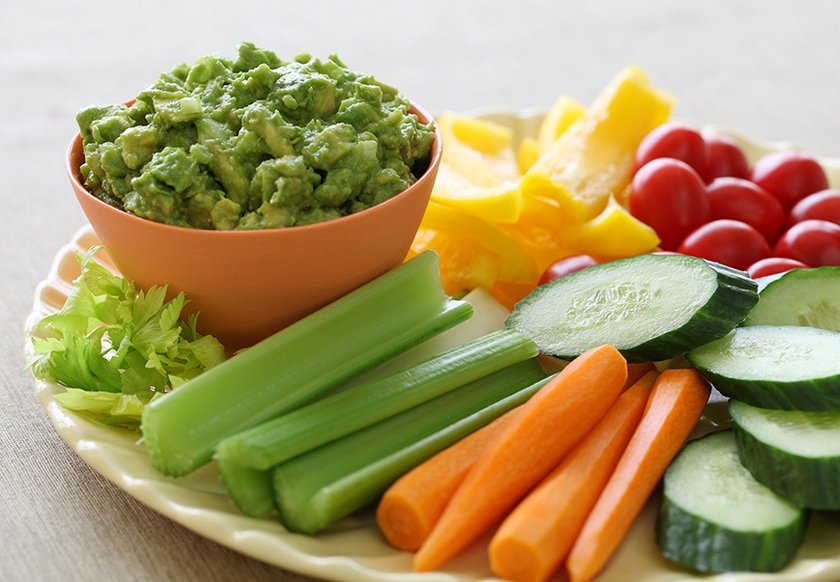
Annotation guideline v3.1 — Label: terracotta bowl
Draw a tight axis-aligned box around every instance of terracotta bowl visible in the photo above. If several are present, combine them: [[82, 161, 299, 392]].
[[67, 105, 441, 351]]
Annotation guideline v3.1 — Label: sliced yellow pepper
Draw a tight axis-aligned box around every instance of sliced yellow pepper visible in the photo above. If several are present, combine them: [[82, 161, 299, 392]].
[[432, 112, 523, 223], [521, 66, 674, 224], [439, 135, 518, 186], [409, 228, 500, 296], [446, 113, 514, 155], [565, 196, 661, 257], [517, 137, 540, 175], [537, 96, 586, 153], [437, 113, 519, 184], [432, 165, 522, 224], [420, 201, 538, 284], [502, 195, 579, 279]]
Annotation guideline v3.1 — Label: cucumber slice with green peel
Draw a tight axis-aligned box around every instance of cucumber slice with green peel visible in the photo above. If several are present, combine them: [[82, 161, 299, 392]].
[[731, 399, 840, 510], [506, 254, 757, 362], [755, 272, 786, 292], [688, 325, 840, 411], [745, 267, 840, 330], [657, 430, 808, 574]]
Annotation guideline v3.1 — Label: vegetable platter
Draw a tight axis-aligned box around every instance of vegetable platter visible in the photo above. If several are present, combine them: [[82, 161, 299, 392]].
[[27, 175, 840, 582]]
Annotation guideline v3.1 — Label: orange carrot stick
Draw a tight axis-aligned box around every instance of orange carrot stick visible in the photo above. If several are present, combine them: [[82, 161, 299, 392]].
[[488, 371, 658, 582], [377, 362, 655, 552], [565, 368, 711, 582], [413, 344, 628, 572], [376, 408, 521, 551]]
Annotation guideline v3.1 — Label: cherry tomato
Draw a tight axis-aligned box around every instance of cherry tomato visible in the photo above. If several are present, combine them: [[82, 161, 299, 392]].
[[787, 189, 840, 227], [634, 123, 706, 174], [677, 220, 771, 270], [629, 159, 711, 250], [774, 219, 840, 266], [538, 255, 598, 285], [747, 257, 808, 279], [701, 133, 750, 183], [750, 151, 829, 211], [706, 177, 785, 243]]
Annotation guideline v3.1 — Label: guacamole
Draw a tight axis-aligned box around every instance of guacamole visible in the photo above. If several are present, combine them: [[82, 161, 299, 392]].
[[76, 43, 435, 229]]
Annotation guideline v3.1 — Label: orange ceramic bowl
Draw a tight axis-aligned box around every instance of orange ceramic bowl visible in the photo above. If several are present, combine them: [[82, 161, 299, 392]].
[[67, 105, 441, 351]]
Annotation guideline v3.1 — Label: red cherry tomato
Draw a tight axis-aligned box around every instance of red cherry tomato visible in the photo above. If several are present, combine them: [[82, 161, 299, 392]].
[[538, 254, 598, 285], [751, 151, 829, 211], [706, 177, 785, 243], [747, 257, 808, 279], [787, 189, 840, 227], [774, 220, 840, 266], [629, 159, 711, 250], [677, 220, 771, 270], [635, 123, 706, 174], [701, 133, 750, 183]]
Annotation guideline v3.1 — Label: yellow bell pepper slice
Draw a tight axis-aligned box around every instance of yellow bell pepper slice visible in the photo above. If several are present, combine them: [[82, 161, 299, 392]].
[[421, 201, 538, 284], [521, 66, 674, 224], [502, 195, 579, 279], [517, 137, 540, 175], [565, 196, 661, 258], [432, 165, 523, 224], [432, 112, 523, 223], [437, 113, 519, 184], [409, 228, 500, 296], [537, 96, 586, 153], [445, 113, 514, 155], [439, 135, 518, 186]]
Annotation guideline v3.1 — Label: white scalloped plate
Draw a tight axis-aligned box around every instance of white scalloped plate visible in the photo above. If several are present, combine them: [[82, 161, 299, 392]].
[[25, 112, 840, 582]]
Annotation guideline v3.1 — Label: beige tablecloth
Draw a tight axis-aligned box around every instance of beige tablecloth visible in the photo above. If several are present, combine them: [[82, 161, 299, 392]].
[[4, 1, 840, 580]]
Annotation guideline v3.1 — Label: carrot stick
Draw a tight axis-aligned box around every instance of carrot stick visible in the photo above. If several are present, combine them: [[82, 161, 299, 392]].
[[488, 371, 658, 582], [376, 408, 521, 551], [377, 362, 655, 552], [565, 368, 711, 582], [413, 344, 628, 572]]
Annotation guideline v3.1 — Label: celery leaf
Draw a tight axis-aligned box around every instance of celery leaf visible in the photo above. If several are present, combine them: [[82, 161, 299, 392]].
[[29, 247, 226, 427]]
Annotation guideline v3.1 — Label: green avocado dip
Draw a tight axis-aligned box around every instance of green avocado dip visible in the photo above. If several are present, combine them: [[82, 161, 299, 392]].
[[76, 42, 435, 229]]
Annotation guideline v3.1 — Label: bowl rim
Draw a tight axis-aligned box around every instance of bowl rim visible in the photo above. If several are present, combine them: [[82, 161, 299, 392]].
[[66, 102, 442, 237]]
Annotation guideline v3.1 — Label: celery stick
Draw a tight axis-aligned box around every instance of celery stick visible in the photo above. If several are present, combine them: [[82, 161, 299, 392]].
[[215, 455, 275, 518], [141, 252, 472, 476], [272, 360, 550, 534], [338, 287, 512, 391], [215, 329, 536, 516], [216, 329, 537, 471]]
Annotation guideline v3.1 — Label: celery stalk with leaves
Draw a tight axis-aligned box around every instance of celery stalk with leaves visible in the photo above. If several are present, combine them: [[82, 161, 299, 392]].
[[29, 248, 226, 428]]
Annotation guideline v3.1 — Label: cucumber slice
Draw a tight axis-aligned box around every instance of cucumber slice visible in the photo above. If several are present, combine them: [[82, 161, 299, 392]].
[[687, 325, 840, 411], [755, 272, 786, 292], [745, 267, 840, 330], [731, 399, 840, 510], [657, 430, 808, 573], [506, 254, 757, 362]]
